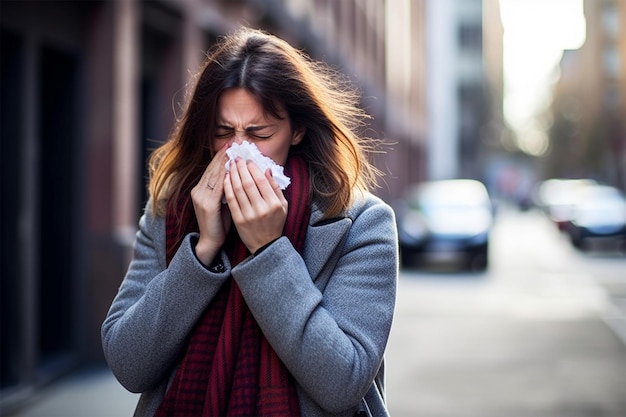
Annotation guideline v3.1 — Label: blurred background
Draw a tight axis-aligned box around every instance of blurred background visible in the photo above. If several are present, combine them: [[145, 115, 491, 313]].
[[1, 0, 625, 416]]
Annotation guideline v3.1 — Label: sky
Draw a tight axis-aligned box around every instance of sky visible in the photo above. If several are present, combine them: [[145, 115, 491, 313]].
[[499, 0, 587, 155]]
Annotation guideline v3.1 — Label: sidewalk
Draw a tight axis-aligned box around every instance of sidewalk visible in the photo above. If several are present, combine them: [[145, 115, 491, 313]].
[[11, 315, 626, 417], [5, 366, 138, 417]]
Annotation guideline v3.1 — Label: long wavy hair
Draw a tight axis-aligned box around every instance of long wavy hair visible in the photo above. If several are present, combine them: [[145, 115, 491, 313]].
[[148, 27, 382, 219]]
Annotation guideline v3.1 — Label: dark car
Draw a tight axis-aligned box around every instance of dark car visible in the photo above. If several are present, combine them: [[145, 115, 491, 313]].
[[564, 184, 626, 250], [396, 179, 493, 271]]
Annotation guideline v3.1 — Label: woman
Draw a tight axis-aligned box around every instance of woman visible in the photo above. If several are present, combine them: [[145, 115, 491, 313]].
[[102, 27, 398, 417]]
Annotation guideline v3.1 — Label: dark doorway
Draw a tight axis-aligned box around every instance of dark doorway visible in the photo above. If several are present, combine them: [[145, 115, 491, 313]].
[[37, 45, 80, 367], [0, 29, 25, 389]]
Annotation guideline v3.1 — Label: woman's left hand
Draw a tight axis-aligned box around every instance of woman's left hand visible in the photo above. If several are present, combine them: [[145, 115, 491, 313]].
[[224, 157, 288, 254]]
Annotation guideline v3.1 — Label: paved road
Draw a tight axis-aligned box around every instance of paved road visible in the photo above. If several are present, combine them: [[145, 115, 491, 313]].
[[386, 207, 626, 417]]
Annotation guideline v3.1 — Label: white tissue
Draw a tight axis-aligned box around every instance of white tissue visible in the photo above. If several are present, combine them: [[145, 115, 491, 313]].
[[225, 141, 291, 189]]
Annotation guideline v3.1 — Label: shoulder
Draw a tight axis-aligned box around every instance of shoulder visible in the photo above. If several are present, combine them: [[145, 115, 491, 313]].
[[138, 199, 165, 233], [310, 192, 395, 224], [136, 198, 167, 265], [346, 191, 396, 224], [344, 192, 398, 255], [309, 192, 396, 232]]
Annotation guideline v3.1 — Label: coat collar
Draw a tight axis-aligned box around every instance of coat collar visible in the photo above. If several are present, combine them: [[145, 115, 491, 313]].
[[304, 202, 353, 285]]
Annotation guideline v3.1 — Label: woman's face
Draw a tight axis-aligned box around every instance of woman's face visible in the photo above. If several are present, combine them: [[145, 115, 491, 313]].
[[214, 88, 304, 166]]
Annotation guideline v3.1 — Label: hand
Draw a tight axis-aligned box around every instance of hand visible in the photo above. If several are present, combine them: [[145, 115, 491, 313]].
[[190, 144, 231, 266], [224, 157, 288, 254]]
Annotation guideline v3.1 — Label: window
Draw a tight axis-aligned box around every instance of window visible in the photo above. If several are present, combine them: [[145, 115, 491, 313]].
[[458, 23, 482, 52], [602, 2, 620, 39], [603, 46, 620, 78]]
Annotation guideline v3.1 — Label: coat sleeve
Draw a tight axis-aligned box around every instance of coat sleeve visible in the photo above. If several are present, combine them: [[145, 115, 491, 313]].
[[232, 196, 398, 414], [101, 202, 231, 393]]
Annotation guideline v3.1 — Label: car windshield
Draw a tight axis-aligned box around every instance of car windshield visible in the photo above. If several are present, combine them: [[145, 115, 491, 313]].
[[414, 181, 489, 211]]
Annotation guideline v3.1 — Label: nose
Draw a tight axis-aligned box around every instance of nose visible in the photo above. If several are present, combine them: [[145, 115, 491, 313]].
[[231, 131, 248, 144]]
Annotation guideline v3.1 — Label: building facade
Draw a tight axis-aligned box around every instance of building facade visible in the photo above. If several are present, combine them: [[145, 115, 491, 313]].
[[425, 0, 503, 181], [548, 0, 626, 188]]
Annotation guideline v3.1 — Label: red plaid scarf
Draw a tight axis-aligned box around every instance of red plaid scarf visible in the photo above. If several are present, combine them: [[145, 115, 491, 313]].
[[155, 155, 310, 417]]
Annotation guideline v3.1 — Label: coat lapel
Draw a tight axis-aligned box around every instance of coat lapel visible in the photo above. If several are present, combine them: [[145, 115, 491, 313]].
[[304, 206, 353, 287]]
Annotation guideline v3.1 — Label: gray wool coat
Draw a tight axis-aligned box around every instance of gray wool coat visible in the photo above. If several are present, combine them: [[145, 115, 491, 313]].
[[101, 192, 398, 417]]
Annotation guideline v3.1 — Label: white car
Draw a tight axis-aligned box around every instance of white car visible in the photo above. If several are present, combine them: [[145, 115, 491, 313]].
[[535, 178, 597, 230], [396, 179, 493, 271]]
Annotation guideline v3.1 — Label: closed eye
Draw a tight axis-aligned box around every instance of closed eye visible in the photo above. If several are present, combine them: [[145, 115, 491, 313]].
[[215, 127, 234, 138], [249, 132, 273, 139], [214, 125, 275, 139]]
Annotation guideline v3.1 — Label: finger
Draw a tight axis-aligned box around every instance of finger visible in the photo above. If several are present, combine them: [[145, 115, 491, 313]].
[[213, 142, 231, 162], [223, 159, 247, 215], [242, 160, 285, 217], [223, 162, 243, 221], [230, 158, 256, 209], [264, 168, 286, 203], [198, 144, 230, 192], [245, 160, 276, 199]]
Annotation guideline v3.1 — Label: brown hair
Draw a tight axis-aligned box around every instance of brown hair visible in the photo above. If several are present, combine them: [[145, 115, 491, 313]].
[[149, 27, 381, 218]]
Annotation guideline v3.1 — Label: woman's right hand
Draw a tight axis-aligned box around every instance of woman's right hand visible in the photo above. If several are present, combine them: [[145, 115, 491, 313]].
[[190, 144, 231, 266]]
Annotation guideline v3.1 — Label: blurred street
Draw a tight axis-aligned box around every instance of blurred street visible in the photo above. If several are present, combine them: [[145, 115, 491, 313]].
[[6, 206, 626, 417], [387, 205, 626, 417]]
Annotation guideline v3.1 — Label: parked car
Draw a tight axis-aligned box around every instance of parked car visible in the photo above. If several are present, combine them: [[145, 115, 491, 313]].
[[564, 184, 626, 250], [396, 179, 493, 271], [535, 178, 596, 230]]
